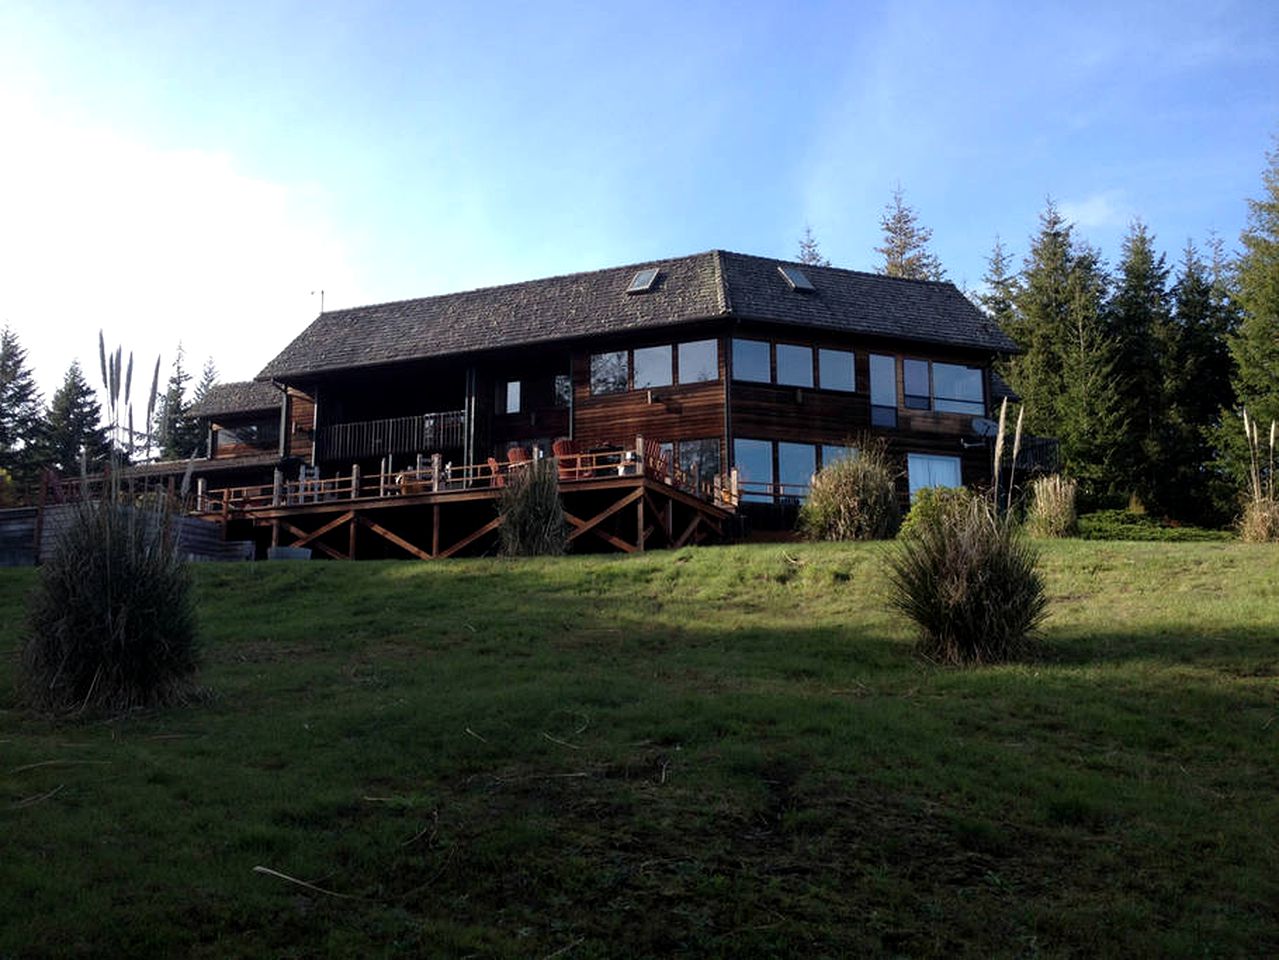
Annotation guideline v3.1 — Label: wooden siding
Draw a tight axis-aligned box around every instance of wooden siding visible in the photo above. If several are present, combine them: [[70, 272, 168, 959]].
[[287, 389, 316, 459]]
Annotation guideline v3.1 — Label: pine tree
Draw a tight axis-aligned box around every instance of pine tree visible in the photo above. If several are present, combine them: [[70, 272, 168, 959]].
[[875, 186, 945, 281], [43, 361, 109, 474], [1106, 220, 1172, 505], [0, 326, 46, 497], [156, 345, 201, 460], [1229, 144, 1279, 437], [193, 357, 218, 406], [978, 236, 1019, 330], [796, 225, 830, 266]]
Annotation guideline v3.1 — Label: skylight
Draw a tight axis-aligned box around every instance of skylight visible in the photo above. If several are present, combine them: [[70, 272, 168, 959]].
[[777, 264, 815, 292], [627, 268, 660, 294]]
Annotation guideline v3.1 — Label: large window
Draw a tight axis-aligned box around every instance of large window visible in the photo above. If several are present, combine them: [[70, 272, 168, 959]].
[[821, 443, 857, 468], [933, 363, 984, 414], [590, 351, 629, 395], [818, 349, 855, 391], [733, 438, 774, 502], [677, 437, 720, 480], [777, 442, 816, 501], [678, 339, 719, 383], [870, 354, 897, 428], [732, 339, 771, 382], [633, 345, 673, 389], [553, 373, 572, 407], [907, 453, 962, 500], [903, 359, 930, 410], [775, 344, 813, 387]]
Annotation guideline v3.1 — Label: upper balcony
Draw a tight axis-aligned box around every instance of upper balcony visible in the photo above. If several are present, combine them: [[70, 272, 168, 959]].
[[317, 410, 465, 462]]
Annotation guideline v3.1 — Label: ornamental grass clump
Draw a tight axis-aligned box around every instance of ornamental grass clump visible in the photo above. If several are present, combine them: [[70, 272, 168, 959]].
[[798, 439, 899, 541], [1026, 474, 1078, 538], [886, 496, 1048, 665], [1239, 410, 1278, 544], [21, 335, 199, 714], [498, 457, 567, 556]]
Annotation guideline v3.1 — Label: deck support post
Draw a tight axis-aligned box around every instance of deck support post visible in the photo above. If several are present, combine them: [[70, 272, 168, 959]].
[[431, 453, 442, 492], [351, 464, 360, 499], [272, 468, 283, 507], [432, 504, 440, 556], [196, 478, 208, 512], [637, 490, 645, 552]]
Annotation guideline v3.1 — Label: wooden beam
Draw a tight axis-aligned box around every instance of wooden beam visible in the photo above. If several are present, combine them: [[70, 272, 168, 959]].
[[288, 511, 355, 548], [637, 492, 645, 553], [673, 513, 701, 549], [438, 515, 503, 559], [357, 515, 433, 561], [348, 517, 357, 559], [432, 504, 440, 557], [563, 511, 638, 554], [279, 519, 347, 561], [565, 487, 643, 542]]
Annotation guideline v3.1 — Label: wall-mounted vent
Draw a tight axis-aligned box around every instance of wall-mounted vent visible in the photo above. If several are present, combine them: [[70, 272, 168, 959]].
[[627, 268, 660, 294], [778, 264, 815, 292]]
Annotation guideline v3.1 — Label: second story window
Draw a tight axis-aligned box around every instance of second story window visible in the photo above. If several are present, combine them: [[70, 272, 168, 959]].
[[818, 349, 855, 391], [903, 359, 986, 414], [870, 354, 897, 428], [775, 344, 813, 387], [677, 339, 718, 383], [553, 374, 571, 407], [633, 345, 673, 389], [590, 351, 629, 395], [497, 379, 521, 414], [903, 359, 930, 410], [732, 338, 771, 382]]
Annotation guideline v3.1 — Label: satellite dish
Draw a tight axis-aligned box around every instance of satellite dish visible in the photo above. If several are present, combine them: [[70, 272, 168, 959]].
[[970, 418, 999, 438]]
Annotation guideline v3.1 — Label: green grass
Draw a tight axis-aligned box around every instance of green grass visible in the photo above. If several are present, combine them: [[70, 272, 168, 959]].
[[1, 542, 1277, 958]]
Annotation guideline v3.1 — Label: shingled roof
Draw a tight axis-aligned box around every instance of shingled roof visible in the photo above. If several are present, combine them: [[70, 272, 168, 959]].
[[188, 380, 283, 418], [258, 250, 1017, 381]]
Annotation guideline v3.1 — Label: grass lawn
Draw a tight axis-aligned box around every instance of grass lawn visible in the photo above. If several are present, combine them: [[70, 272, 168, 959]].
[[1, 541, 1277, 958]]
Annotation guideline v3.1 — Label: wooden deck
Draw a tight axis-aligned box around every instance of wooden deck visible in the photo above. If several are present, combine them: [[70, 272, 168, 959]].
[[195, 447, 738, 560]]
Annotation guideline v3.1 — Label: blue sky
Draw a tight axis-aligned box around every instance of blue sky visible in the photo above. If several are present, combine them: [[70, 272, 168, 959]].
[[1, 0, 1276, 398]]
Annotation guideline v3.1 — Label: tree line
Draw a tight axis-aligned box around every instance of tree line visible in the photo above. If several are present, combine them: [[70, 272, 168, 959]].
[[0, 337, 215, 505], [799, 145, 1279, 526]]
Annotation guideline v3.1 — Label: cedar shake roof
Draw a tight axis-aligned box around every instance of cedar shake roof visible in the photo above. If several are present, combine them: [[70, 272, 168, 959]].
[[258, 250, 1018, 381], [188, 380, 283, 418]]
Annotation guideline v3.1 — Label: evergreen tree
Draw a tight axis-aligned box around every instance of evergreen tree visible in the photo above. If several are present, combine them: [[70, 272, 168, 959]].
[[0, 326, 46, 496], [43, 361, 109, 474], [156, 344, 201, 460], [796, 225, 830, 266], [193, 357, 218, 406], [875, 186, 945, 281], [1106, 221, 1172, 505], [978, 236, 1019, 330], [1228, 144, 1279, 449]]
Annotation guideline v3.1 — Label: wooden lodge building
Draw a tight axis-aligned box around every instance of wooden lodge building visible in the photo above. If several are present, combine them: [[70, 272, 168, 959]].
[[119, 250, 1036, 559]]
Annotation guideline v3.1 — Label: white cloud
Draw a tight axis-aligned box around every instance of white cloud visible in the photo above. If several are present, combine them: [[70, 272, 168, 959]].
[[0, 93, 364, 403], [1058, 191, 1129, 230]]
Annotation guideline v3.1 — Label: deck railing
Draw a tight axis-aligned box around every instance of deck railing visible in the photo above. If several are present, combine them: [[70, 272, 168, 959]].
[[317, 410, 466, 461]]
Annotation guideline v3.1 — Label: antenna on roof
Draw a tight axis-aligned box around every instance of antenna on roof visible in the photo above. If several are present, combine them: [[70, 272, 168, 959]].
[[311, 289, 325, 313]]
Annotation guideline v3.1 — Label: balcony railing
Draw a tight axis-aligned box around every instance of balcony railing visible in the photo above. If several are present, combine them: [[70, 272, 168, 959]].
[[317, 410, 465, 462]]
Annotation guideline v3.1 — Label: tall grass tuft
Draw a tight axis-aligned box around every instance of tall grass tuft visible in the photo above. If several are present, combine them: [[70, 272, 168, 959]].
[[1239, 410, 1277, 543], [798, 438, 899, 541], [1026, 474, 1078, 538], [21, 335, 199, 714], [886, 496, 1048, 665], [498, 457, 567, 556]]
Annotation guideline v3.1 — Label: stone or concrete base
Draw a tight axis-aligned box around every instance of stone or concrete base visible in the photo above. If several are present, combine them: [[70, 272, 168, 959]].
[[267, 546, 312, 561]]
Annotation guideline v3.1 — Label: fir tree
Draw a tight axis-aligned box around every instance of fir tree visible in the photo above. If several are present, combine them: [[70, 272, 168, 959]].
[[875, 185, 945, 281], [193, 357, 218, 406], [796, 225, 830, 266], [1106, 220, 1172, 505], [0, 326, 46, 496], [156, 344, 201, 460], [979, 236, 1019, 330], [43, 361, 109, 474], [1229, 144, 1279, 436]]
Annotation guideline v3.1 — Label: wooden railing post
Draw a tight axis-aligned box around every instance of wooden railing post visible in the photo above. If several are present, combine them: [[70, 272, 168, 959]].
[[431, 453, 442, 492], [730, 468, 739, 504], [272, 468, 283, 507], [379, 458, 387, 497], [351, 464, 361, 499], [196, 478, 208, 512]]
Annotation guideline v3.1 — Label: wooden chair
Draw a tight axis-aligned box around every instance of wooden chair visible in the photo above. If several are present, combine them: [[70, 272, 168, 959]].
[[507, 446, 531, 465], [643, 444, 671, 483], [552, 438, 584, 480]]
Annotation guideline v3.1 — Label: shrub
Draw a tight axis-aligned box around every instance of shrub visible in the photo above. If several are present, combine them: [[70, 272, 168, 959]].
[[498, 457, 567, 556], [899, 486, 975, 539], [1240, 498, 1279, 543], [1076, 509, 1232, 542], [1025, 474, 1078, 538], [798, 440, 899, 541], [886, 496, 1048, 665], [22, 496, 199, 713]]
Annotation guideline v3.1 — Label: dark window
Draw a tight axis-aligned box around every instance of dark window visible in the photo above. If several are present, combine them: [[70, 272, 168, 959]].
[[500, 380, 521, 414], [870, 354, 897, 428], [633, 345, 673, 389], [553, 374, 572, 407], [777, 442, 816, 501], [217, 419, 280, 451], [677, 437, 720, 480], [818, 348, 855, 391], [903, 359, 931, 410], [590, 351, 628, 395], [677, 339, 718, 383], [775, 344, 813, 387], [627, 268, 660, 294], [732, 339, 771, 382], [933, 363, 985, 414], [778, 264, 815, 291]]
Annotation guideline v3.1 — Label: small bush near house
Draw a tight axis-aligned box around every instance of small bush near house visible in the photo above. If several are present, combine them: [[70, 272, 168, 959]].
[[1026, 474, 1078, 538], [886, 496, 1047, 665], [798, 440, 899, 541], [898, 485, 975, 539], [498, 457, 567, 556], [1076, 509, 1232, 542], [22, 496, 199, 713]]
